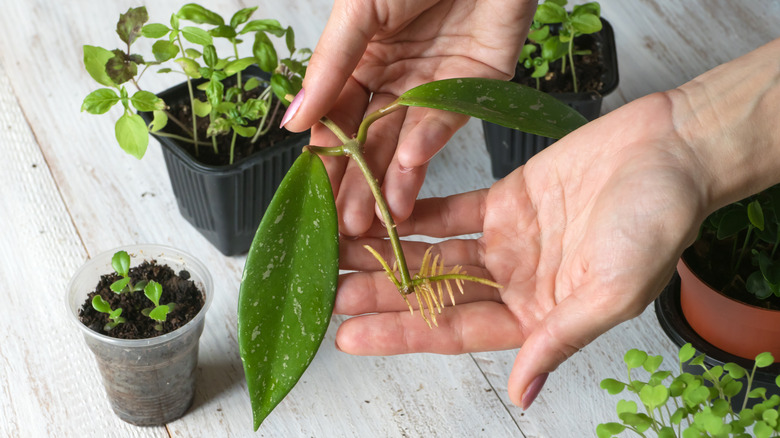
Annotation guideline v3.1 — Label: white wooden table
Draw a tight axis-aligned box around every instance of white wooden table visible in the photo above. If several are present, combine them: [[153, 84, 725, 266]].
[[1, 1, 778, 436]]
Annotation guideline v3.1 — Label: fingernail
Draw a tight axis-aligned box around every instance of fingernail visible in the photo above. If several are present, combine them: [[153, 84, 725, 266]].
[[521, 373, 549, 410], [280, 88, 305, 128]]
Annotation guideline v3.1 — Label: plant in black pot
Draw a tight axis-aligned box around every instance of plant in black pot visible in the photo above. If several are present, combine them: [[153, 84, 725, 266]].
[[81, 4, 310, 255], [482, 0, 619, 179], [655, 183, 780, 408]]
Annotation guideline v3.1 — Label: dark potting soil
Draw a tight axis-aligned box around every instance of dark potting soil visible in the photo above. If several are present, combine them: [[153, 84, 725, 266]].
[[513, 33, 607, 94], [78, 260, 205, 339]]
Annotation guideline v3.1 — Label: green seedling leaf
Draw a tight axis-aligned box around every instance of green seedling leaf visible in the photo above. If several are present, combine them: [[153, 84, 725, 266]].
[[177, 3, 224, 26], [175, 57, 202, 78], [203, 44, 218, 68], [83, 45, 116, 87], [270, 73, 295, 103], [748, 199, 766, 231], [724, 362, 747, 379], [110, 277, 130, 293], [149, 305, 170, 322], [600, 378, 626, 395], [285, 26, 296, 54], [144, 280, 163, 306], [231, 7, 257, 28], [253, 32, 278, 72], [756, 352, 775, 368], [624, 349, 648, 369], [116, 6, 149, 45], [112, 250, 131, 276], [535, 2, 567, 24], [238, 150, 339, 430], [92, 295, 112, 314], [571, 13, 602, 34], [130, 90, 165, 112], [115, 113, 149, 159], [192, 98, 211, 117], [211, 25, 237, 40], [152, 40, 179, 62], [181, 26, 213, 46], [398, 78, 586, 139], [679, 343, 696, 363], [527, 26, 550, 43], [241, 19, 285, 36], [596, 422, 625, 438], [150, 110, 168, 132], [142, 23, 169, 39], [81, 89, 120, 114], [639, 384, 669, 411], [224, 57, 257, 76]]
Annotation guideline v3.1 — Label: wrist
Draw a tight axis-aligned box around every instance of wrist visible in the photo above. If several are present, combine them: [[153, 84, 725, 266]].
[[666, 38, 780, 213]]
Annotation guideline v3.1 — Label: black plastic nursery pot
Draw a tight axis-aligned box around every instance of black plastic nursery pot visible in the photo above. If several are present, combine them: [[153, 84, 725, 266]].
[[655, 273, 780, 409], [483, 18, 619, 179], [141, 67, 309, 256]]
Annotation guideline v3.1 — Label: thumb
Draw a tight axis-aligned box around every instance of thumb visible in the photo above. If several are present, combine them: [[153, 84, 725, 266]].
[[281, 0, 378, 132]]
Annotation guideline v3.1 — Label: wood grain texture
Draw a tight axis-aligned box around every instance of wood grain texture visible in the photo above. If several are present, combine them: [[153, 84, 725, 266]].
[[1, 0, 779, 436]]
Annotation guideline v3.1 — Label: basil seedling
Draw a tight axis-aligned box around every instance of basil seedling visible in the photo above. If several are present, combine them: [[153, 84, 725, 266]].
[[91, 295, 126, 331], [141, 280, 175, 331]]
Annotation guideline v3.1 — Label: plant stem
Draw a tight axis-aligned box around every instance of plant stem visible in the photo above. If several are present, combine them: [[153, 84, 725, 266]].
[[151, 131, 211, 146], [356, 101, 403, 145], [230, 131, 237, 165], [733, 226, 754, 277], [176, 34, 200, 156], [568, 38, 579, 93], [251, 87, 275, 143]]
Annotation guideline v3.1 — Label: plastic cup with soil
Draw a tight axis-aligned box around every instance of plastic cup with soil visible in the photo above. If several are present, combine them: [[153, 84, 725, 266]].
[[65, 244, 213, 426]]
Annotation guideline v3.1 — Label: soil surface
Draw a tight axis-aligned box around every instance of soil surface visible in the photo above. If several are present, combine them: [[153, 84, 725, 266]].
[[513, 33, 608, 94], [78, 260, 205, 339]]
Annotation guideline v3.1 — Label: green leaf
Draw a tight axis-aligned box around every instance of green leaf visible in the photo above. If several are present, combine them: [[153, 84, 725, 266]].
[[115, 113, 149, 159], [224, 57, 256, 76], [141, 23, 169, 39], [596, 423, 625, 438], [110, 277, 130, 293], [624, 349, 648, 369], [531, 58, 550, 78], [81, 89, 119, 114], [192, 98, 211, 117], [203, 44, 218, 68], [756, 352, 775, 368], [175, 57, 202, 78], [116, 6, 148, 45], [205, 79, 224, 108], [724, 362, 747, 379], [83, 45, 116, 87], [92, 295, 112, 314], [398, 78, 586, 139], [639, 384, 669, 411], [600, 378, 626, 395], [573, 2, 601, 18], [238, 150, 339, 430], [210, 25, 237, 40], [527, 26, 550, 43], [232, 124, 256, 138], [571, 13, 602, 35], [112, 251, 131, 276], [144, 280, 163, 307], [230, 7, 257, 28], [150, 110, 168, 132], [244, 76, 262, 92], [152, 40, 179, 62], [717, 208, 749, 239], [285, 26, 296, 54], [535, 2, 567, 24], [253, 31, 278, 72], [270, 73, 295, 103], [149, 305, 170, 322], [177, 4, 224, 26], [130, 91, 164, 112], [748, 200, 766, 231], [679, 343, 696, 363], [643, 355, 664, 373], [181, 26, 213, 46], [241, 19, 285, 36]]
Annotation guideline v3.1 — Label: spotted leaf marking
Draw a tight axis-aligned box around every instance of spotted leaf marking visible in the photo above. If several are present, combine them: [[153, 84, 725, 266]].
[[238, 150, 338, 430]]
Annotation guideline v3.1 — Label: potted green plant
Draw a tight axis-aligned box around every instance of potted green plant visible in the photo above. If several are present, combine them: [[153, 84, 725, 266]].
[[655, 184, 780, 405], [597, 344, 780, 437], [482, 0, 619, 179], [236, 78, 588, 429], [65, 244, 213, 426], [81, 4, 310, 255]]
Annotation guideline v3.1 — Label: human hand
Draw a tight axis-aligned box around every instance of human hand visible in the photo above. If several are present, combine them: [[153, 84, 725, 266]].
[[281, 0, 536, 236], [331, 92, 708, 408]]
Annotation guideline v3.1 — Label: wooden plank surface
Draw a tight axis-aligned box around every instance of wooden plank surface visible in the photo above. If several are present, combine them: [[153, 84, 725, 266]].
[[1, 0, 779, 436]]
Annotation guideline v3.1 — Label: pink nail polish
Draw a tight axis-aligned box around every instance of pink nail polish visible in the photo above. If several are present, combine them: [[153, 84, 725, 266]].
[[521, 373, 549, 410], [280, 88, 305, 128]]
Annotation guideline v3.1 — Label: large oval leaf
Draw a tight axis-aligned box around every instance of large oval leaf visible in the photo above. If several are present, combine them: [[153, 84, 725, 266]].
[[398, 78, 587, 139], [238, 149, 338, 430]]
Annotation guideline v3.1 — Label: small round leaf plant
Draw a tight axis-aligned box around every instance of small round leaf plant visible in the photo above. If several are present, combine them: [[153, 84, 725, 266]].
[[81, 4, 310, 164], [237, 78, 588, 429], [598, 344, 780, 438], [519, 0, 603, 92]]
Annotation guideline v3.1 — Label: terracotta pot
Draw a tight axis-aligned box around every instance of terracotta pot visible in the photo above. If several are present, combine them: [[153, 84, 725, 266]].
[[678, 258, 780, 360]]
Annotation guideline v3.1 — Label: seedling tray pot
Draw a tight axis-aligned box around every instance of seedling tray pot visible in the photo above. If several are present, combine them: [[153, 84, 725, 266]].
[[141, 67, 310, 256], [66, 245, 213, 426], [483, 18, 618, 179]]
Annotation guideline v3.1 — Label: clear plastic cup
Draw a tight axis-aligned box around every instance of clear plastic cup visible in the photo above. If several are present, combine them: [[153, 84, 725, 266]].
[[66, 244, 213, 426]]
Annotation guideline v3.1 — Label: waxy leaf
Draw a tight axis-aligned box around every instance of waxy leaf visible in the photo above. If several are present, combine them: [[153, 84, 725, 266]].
[[92, 295, 112, 314], [238, 150, 338, 430], [398, 78, 587, 139]]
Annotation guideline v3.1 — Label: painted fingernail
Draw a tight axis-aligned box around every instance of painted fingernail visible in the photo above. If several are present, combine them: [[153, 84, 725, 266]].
[[521, 373, 549, 410], [280, 88, 305, 128]]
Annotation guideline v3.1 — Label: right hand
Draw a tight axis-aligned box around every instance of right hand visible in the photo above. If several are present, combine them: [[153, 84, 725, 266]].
[[281, 0, 537, 236]]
